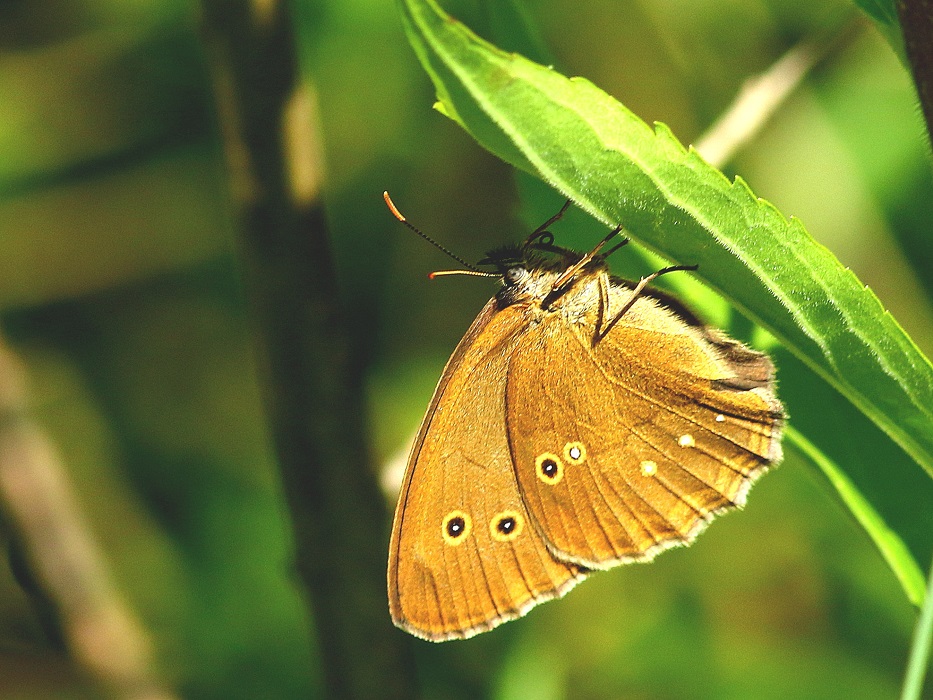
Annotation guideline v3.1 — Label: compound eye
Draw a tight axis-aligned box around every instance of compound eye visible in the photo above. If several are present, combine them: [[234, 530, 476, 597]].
[[504, 266, 526, 285]]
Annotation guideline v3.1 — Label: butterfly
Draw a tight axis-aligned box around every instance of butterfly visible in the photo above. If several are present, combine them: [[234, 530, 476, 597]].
[[384, 193, 784, 641]]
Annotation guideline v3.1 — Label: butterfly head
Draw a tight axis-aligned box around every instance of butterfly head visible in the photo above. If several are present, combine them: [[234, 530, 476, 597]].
[[479, 235, 606, 311]]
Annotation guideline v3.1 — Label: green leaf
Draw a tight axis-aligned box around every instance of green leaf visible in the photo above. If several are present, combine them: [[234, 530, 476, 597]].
[[851, 0, 906, 60], [854, 0, 899, 30], [398, 0, 933, 601]]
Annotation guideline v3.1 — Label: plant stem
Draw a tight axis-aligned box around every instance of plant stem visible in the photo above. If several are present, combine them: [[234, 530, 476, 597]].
[[896, 0, 933, 148], [199, 2, 417, 697]]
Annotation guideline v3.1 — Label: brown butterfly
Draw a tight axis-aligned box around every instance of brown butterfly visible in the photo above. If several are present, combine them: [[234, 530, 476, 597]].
[[384, 193, 784, 642]]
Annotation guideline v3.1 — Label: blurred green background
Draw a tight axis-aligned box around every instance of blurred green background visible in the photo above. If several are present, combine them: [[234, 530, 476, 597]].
[[1, 0, 931, 697]]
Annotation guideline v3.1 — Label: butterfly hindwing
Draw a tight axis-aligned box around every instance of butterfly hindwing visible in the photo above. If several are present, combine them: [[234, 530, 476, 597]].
[[505, 281, 783, 569]]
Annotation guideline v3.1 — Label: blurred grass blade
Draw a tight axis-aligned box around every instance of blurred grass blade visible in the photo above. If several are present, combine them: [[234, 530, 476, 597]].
[[788, 426, 926, 606], [398, 0, 933, 601], [901, 557, 933, 699]]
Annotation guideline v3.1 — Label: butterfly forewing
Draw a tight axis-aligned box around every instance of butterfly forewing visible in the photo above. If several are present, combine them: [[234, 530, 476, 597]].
[[389, 301, 585, 641], [505, 283, 783, 569]]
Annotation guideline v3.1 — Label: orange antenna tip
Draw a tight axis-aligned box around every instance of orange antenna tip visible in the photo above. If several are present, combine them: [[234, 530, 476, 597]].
[[383, 191, 406, 222]]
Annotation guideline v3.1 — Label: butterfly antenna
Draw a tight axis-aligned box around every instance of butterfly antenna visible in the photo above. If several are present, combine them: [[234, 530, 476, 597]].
[[384, 192, 492, 276], [428, 269, 497, 280]]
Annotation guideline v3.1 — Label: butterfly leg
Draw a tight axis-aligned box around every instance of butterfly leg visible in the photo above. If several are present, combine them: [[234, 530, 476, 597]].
[[595, 263, 699, 344], [593, 272, 611, 347]]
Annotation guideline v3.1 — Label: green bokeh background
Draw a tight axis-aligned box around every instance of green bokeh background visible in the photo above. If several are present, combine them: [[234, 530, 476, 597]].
[[0, 0, 930, 697]]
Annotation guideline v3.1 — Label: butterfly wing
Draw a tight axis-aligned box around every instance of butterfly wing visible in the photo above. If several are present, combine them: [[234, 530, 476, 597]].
[[389, 300, 585, 641], [505, 285, 783, 569]]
